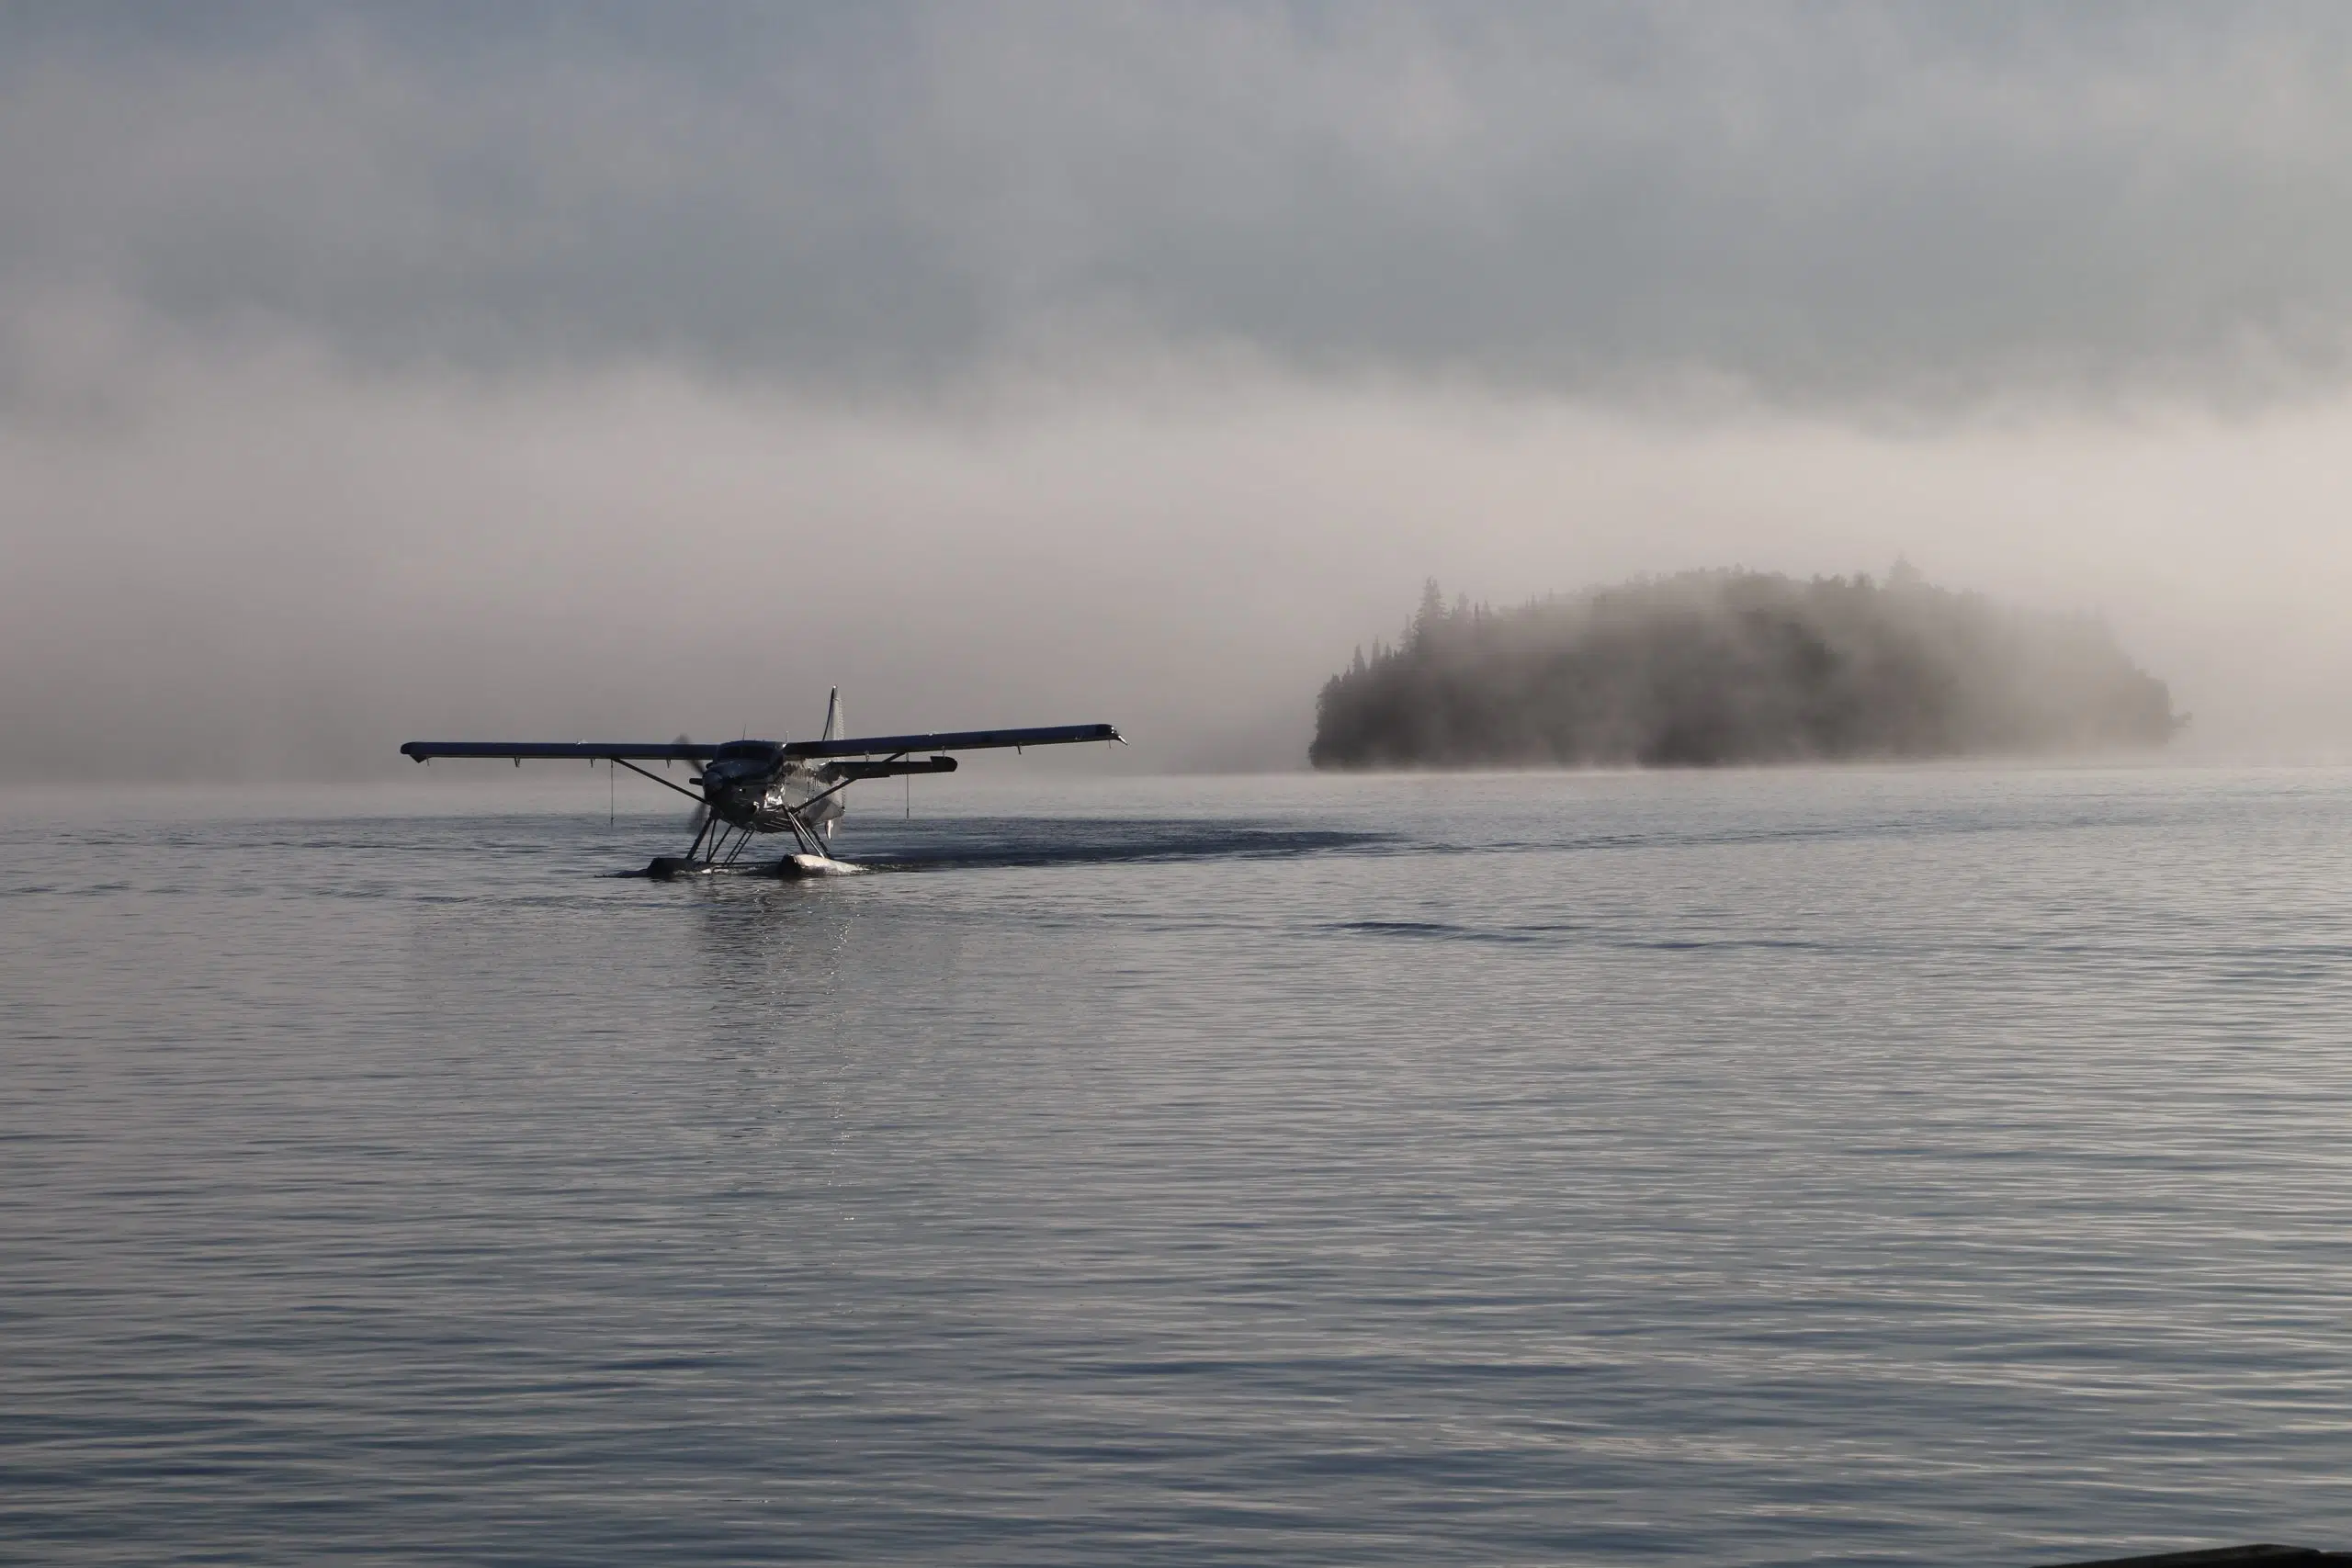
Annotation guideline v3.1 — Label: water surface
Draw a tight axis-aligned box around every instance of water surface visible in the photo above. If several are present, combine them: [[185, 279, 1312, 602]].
[[6, 768, 2351, 1565]]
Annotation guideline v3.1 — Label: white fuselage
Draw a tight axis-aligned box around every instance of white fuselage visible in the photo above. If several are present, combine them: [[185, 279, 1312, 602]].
[[699, 744, 848, 835]]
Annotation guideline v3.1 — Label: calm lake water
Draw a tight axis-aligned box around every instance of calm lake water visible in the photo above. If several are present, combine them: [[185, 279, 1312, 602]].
[[6, 766, 2352, 1566]]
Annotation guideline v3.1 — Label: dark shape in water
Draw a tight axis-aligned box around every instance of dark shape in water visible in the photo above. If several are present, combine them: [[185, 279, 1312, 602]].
[[1312, 570, 2184, 769]]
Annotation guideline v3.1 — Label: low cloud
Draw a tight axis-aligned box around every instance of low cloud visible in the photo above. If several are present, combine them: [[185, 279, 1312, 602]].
[[7, 5, 2352, 411]]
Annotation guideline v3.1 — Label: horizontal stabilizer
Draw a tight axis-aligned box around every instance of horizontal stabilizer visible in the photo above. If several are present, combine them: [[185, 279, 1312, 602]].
[[828, 755, 957, 781]]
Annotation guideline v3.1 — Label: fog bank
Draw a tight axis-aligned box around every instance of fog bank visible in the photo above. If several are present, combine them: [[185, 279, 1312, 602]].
[[7, 6, 2352, 778], [6, 344, 2352, 779]]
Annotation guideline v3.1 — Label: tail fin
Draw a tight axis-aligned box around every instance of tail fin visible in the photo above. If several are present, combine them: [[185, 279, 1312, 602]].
[[821, 687, 844, 742]]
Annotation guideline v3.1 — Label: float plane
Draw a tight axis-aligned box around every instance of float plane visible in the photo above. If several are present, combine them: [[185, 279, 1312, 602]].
[[401, 690, 1121, 878]]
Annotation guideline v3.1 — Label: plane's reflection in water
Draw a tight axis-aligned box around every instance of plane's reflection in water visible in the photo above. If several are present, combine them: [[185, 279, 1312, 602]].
[[661, 814, 1390, 1218], [671, 886, 884, 1179]]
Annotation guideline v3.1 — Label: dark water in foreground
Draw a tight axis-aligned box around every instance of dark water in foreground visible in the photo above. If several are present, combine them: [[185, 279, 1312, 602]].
[[6, 767, 2352, 1567]]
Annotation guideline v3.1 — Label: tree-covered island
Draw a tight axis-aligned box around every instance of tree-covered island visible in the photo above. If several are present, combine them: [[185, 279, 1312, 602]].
[[1311, 569, 2183, 769]]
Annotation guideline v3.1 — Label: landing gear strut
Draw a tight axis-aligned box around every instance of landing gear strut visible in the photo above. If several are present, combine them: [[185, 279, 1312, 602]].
[[616, 755, 845, 878]]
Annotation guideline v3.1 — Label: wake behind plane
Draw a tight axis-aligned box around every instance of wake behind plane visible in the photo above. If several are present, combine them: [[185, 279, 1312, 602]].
[[401, 689, 1121, 878]]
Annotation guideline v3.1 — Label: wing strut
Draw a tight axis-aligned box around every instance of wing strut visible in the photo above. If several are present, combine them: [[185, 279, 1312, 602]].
[[610, 757, 705, 807]]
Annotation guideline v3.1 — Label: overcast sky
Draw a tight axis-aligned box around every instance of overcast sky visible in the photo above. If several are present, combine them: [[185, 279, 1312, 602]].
[[7, 2, 2352, 778]]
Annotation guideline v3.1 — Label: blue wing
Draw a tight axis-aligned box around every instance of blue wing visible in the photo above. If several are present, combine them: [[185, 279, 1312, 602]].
[[400, 724, 1121, 763], [784, 723, 1121, 759], [400, 741, 714, 761]]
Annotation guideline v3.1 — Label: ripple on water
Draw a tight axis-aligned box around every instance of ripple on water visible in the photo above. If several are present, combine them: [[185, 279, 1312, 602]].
[[3, 768, 2351, 1565]]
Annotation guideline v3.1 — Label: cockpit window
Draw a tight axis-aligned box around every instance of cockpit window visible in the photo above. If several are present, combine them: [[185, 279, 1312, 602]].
[[711, 740, 781, 763]]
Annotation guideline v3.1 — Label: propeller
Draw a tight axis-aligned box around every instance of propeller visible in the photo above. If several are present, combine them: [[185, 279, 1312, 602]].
[[675, 734, 709, 838]]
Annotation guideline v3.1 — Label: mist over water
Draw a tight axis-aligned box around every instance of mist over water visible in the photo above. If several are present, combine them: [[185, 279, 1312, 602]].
[[9, 365, 2352, 779], [9, 7, 2352, 775], [8, 768, 2352, 1564]]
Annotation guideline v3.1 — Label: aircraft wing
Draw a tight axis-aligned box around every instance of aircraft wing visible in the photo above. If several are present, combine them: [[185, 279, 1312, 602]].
[[783, 723, 1121, 759], [401, 740, 716, 762]]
